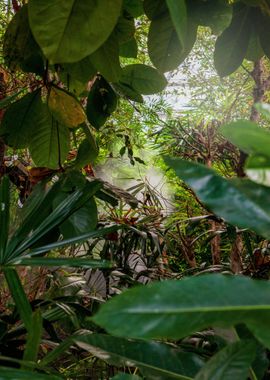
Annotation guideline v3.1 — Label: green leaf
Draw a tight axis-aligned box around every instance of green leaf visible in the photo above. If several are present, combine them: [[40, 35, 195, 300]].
[[0, 367, 61, 380], [115, 15, 135, 44], [194, 340, 256, 380], [89, 33, 122, 83], [3, 5, 44, 74], [74, 334, 204, 379], [148, 13, 197, 73], [0, 177, 10, 263], [87, 77, 118, 129], [220, 120, 270, 157], [0, 89, 25, 110], [60, 61, 96, 96], [20, 225, 122, 258], [113, 83, 144, 103], [189, 0, 232, 35], [48, 86, 86, 128], [0, 89, 41, 148], [4, 268, 32, 331], [11, 257, 112, 268], [144, 0, 168, 20], [259, 13, 270, 59], [120, 64, 167, 95], [120, 38, 138, 58], [23, 310, 42, 367], [93, 274, 270, 347], [166, 0, 187, 48], [123, 0, 144, 17], [165, 157, 270, 238], [74, 137, 99, 168], [28, 104, 70, 169], [214, 4, 252, 77], [28, 0, 123, 63]]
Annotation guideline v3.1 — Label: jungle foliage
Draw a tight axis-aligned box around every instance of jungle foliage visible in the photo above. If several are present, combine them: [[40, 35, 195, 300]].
[[1, 0, 270, 379]]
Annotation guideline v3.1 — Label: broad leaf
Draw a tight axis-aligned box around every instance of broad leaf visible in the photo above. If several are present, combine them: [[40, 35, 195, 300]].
[[165, 157, 270, 238], [0, 89, 25, 110], [74, 137, 99, 168], [29, 106, 70, 169], [89, 33, 121, 83], [3, 5, 44, 74], [87, 77, 118, 129], [48, 86, 86, 128], [113, 83, 144, 103], [195, 340, 256, 380], [0, 89, 41, 148], [75, 334, 204, 379], [214, 4, 252, 77], [28, 0, 123, 63], [115, 15, 135, 44], [166, 0, 187, 48], [93, 274, 270, 348], [144, 0, 168, 20], [120, 64, 167, 95], [120, 38, 138, 58], [123, 0, 144, 18], [60, 60, 96, 95]]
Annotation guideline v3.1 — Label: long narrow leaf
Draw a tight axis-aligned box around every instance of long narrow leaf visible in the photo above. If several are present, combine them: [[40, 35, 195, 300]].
[[3, 268, 32, 331], [7, 181, 101, 260], [11, 257, 112, 268], [0, 177, 10, 263], [0, 367, 62, 380], [22, 310, 43, 368]]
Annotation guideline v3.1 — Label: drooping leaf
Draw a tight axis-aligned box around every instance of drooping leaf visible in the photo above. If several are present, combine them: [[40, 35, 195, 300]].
[[189, 0, 232, 35], [123, 0, 144, 17], [113, 83, 144, 103], [74, 137, 99, 168], [0, 89, 41, 148], [48, 86, 86, 128], [93, 274, 270, 348], [28, 0, 123, 63], [166, 0, 187, 48], [214, 4, 252, 77], [29, 105, 70, 169], [120, 64, 167, 95], [194, 340, 256, 380], [60, 61, 96, 96], [89, 33, 122, 83], [86, 77, 118, 129], [119, 38, 138, 58], [144, 0, 168, 20], [3, 5, 44, 74]]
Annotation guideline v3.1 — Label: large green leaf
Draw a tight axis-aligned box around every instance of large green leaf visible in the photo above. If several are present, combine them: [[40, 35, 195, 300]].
[[115, 15, 135, 44], [28, 0, 123, 63], [148, 13, 183, 73], [0, 89, 41, 148], [22, 310, 42, 366], [75, 334, 204, 379], [194, 340, 256, 380], [0, 177, 9, 263], [0, 367, 61, 380], [93, 274, 270, 348], [120, 64, 167, 95], [119, 38, 138, 58], [89, 33, 121, 83], [3, 5, 44, 74], [214, 4, 252, 77], [29, 108, 70, 169], [165, 157, 270, 238], [124, 0, 144, 17], [60, 60, 96, 95], [220, 120, 270, 157], [144, 0, 168, 20], [87, 77, 118, 129], [113, 83, 144, 103], [166, 0, 187, 48], [0, 89, 25, 110], [48, 86, 86, 128], [74, 137, 99, 168]]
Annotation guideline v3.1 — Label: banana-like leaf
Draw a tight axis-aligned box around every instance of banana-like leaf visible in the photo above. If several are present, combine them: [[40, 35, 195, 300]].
[[93, 274, 270, 349]]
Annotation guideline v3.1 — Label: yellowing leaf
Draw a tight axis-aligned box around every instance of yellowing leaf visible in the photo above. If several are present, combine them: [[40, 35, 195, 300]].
[[48, 86, 86, 127]]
